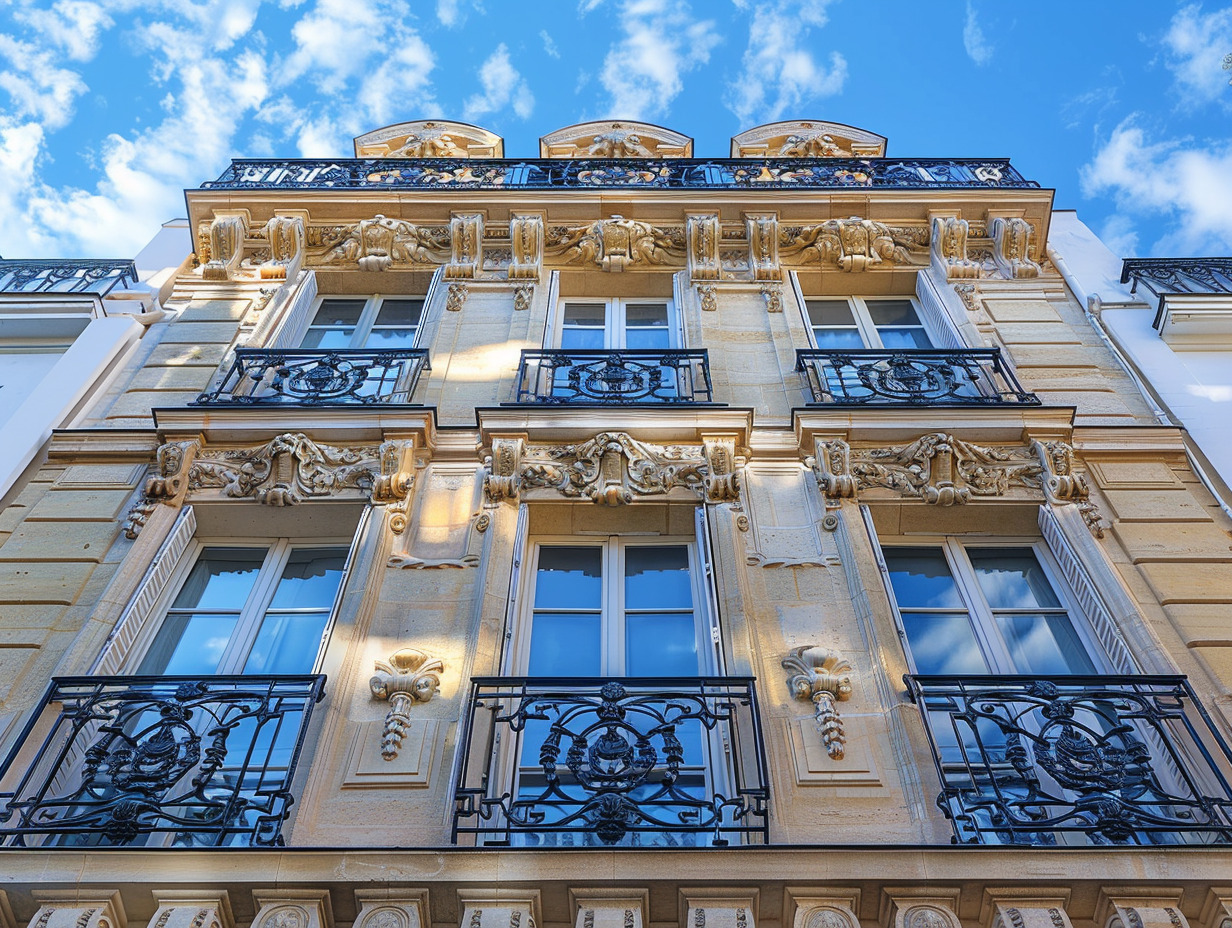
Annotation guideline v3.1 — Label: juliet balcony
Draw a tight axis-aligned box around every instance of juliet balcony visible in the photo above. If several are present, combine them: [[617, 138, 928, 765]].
[[195, 347, 431, 406], [795, 348, 1040, 406], [512, 349, 716, 405], [0, 259, 138, 295], [0, 674, 326, 847], [453, 676, 769, 847], [905, 674, 1232, 846]]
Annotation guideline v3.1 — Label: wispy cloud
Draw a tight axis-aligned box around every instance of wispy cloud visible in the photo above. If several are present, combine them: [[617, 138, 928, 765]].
[[540, 30, 560, 59], [464, 43, 534, 121], [1162, 3, 1232, 106], [963, 1, 993, 66], [437, 0, 461, 26]]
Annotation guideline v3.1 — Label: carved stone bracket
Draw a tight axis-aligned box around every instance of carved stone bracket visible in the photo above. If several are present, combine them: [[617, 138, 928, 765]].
[[546, 217, 684, 272], [810, 437, 858, 502], [250, 892, 332, 928], [372, 440, 418, 534], [203, 213, 247, 280], [318, 216, 450, 271], [458, 891, 540, 928], [370, 648, 443, 760], [780, 217, 928, 272], [483, 436, 526, 503], [123, 440, 201, 538], [1031, 439, 1105, 536], [352, 894, 428, 928], [702, 435, 742, 502], [782, 646, 853, 760], [746, 213, 780, 280], [146, 891, 235, 928], [687, 214, 721, 280], [28, 892, 126, 928], [1096, 892, 1190, 928], [446, 283, 469, 312], [681, 895, 757, 928], [931, 216, 978, 280], [509, 214, 544, 280], [260, 216, 305, 280], [698, 284, 717, 312], [990, 216, 1041, 279], [446, 213, 484, 279]]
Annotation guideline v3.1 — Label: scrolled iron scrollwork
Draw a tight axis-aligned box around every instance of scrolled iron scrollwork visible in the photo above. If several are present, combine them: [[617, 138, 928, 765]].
[[196, 348, 430, 406], [515, 349, 714, 405]]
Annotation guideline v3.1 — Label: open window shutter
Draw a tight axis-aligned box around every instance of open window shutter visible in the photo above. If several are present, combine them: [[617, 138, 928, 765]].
[[670, 271, 688, 348], [914, 269, 966, 350], [1038, 505, 1141, 674], [264, 269, 320, 349], [498, 503, 530, 674], [92, 505, 197, 675], [858, 504, 911, 654], [694, 505, 727, 675], [310, 506, 371, 671], [540, 270, 562, 348]]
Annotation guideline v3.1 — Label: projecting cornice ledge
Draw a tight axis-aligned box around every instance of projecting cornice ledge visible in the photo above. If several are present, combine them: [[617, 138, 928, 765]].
[[793, 405, 1077, 449], [475, 405, 753, 447], [151, 406, 437, 450]]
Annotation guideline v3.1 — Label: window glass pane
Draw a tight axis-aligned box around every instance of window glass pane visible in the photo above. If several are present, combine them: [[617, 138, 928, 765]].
[[878, 328, 933, 349], [560, 328, 605, 351], [626, 613, 698, 676], [624, 545, 692, 609], [528, 613, 601, 676], [171, 548, 266, 610], [300, 327, 355, 349], [534, 546, 602, 608], [867, 300, 922, 326], [243, 610, 330, 674], [364, 327, 418, 348], [967, 548, 1062, 609], [269, 548, 347, 608], [139, 612, 240, 675], [624, 328, 671, 350], [812, 329, 866, 350], [311, 299, 366, 327], [806, 300, 856, 326], [374, 298, 423, 327], [562, 304, 607, 327], [624, 303, 669, 326], [901, 613, 989, 674], [997, 613, 1097, 675], [884, 548, 964, 608]]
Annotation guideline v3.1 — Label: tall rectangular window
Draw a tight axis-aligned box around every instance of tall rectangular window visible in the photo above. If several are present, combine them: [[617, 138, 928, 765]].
[[805, 297, 933, 349], [302, 295, 423, 349]]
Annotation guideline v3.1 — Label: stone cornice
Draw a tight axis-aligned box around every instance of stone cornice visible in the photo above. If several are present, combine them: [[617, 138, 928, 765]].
[[793, 405, 1077, 451], [476, 406, 753, 447], [151, 406, 436, 450]]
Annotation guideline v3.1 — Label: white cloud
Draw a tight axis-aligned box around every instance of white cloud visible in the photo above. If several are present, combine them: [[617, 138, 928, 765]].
[[1081, 117, 1232, 255], [725, 0, 844, 124], [540, 30, 560, 59], [437, 0, 461, 26], [1163, 3, 1232, 105], [463, 43, 534, 121], [963, 1, 993, 66], [0, 36, 90, 130], [16, 0, 114, 62], [598, 0, 719, 120]]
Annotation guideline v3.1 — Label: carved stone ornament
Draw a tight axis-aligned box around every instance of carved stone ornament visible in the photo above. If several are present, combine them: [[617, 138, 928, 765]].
[[782, 646, 853, 759], [354, 119, 503, 158], [371, 440, 417, 534], [990, 216, 1042, 279], [813, 434, 1044, 505], [546, 217, 684, 272], [931, 216, 978, 280], [746, 213, 780, 280], [731, 120, 887, 158], [702, 435, 742, 502], [446, 212, 484, 279], [483, 436, 525, 503], [513, 284, 534, 311], [123, 440, 201, 538], [698, 284, 717, 312], [760, 284, 784, 313], [540, 120, 692, 158], [446, 283, 469, 312], [188, 433, 381, 506], [1032, 439, 1106, 536], [260, 216, 305, 280], [319, 215, 450, 271], [509, 213, 544, 280], [203, 213, 247, 280], [904, 908, 958, 928], [370, 648, 443, 759], [687, 214, 721, 280], [780, 217, 927, 272]]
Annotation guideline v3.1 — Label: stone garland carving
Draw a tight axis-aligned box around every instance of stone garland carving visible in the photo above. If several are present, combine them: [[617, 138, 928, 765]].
[[931, 216, 978, 280], [123, 440, 201, 538], [508, 213, 544, 280], [779, 217, 928, 272], [746, 213, 780, 280], [319, 215, 451, 271], [370, 648, 443, 759], [687, 213, 721, 280], [782, 646, 853, 759], [990, 216, 1042, 279], [203, 214, 247, 280], [546, 217, 684, 271], [260, 216, 305, 280], [446, 212, 484, 279]]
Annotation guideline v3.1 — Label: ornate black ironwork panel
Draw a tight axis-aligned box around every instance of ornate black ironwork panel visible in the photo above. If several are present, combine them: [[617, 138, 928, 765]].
[[513, 350, 714, 405], [453, 677, 768, 847], [905, 674, 1232, 846], [200, 157, 1038, 191], [0, 675, 325, 847], [795, 348, 1039, 406], [195, 347, 430, 405], [1121, 258, 1232, 323], [0, 259, 138, 295]]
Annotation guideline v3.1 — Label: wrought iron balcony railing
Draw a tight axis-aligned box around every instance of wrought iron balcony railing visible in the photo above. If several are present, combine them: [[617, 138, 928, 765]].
[[453, 676, 769, 847], [513, 349, 715, 405], [0, 259, 138, 295], [905, 674, 1232, 846], [795, 348, 1040, 406], [195, 347, 430, 405], [0, 674, 326, 847], [1121, 258, 1232, 322], [200, 157, 1038, 191]]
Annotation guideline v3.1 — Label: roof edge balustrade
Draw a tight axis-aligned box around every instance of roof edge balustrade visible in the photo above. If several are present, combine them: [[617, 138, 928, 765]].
[[0, 259, 138, 296]]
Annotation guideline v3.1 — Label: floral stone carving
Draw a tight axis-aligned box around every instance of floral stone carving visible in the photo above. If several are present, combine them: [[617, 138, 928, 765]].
[[319, 215, 450, 271], [370, 648, 443, 759], [780, 217, 928, 272], [990, 216, 1041, 279], [546, 217, 684, 272], [783, 646, 853, 759]]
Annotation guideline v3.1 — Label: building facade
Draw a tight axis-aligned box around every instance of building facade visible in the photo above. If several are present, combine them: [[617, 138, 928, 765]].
[[1, 118, 1231, 928]]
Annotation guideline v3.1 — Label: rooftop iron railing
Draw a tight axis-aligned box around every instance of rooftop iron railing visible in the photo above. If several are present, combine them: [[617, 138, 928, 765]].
[[0, 259, 138, 296]]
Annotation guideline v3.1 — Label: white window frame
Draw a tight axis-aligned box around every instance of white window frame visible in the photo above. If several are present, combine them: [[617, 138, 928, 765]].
[[300, 293, 426, 349], [800, 295, 934, 349], [878, 535, 1115, 676], [549, 297, 681, 350]]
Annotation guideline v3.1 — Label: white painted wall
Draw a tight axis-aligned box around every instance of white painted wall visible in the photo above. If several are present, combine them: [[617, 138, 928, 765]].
[[0, 350, 64, 428]]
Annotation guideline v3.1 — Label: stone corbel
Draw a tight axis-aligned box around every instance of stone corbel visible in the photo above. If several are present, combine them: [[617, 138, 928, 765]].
[[353, 893, 429, 928], [202, 211, 249, 280], [146, 892, 235, 928], [698, 284, 717, 312], [930, 215, 978, 280], [509, 213, 544, 280], [446, 212, 484, 279], [1096, 891, 1191, 928], [811, 438, 858, 500], [788, 893, 862, 928], [760, 284, 783, 313], [687, 213, 721, 281], [681, 894, 758, 928], [483, 435, 525, 503], [458, 891, 541, 928], [260, 215, 305, 280], [746, 213, 780, 280], [372, 439, 418, 534], [370, 648, 443, 760], [1199, 890, 1232, 928], [980, 890, 1073, 928], [989, 215, 1041, 279], [1031, 439, 1105, 537], [703, 435, 742, 502], [123, 439, 201, 538], [28, 892, 126, 928], [446, 283, 469, 312], [782, 646, 853, 760], [250, 892, 332, 928]]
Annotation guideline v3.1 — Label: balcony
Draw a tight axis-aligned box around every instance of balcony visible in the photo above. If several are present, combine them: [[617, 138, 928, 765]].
[[0, 674, 326, 847], [199, 157, 1039, 191], [795, 348, 1039, 406], [453, 676, 768, 847], [0, 259, 138, 295], [512, 349, 715, 405], [906, 674, 1232, 846], [195, 347, 430, 406]]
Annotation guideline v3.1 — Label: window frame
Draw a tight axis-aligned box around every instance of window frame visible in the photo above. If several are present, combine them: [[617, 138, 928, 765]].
[[299, 293, 426, 350], [801, 295, 934, 350], [549, 297, 681, 351]]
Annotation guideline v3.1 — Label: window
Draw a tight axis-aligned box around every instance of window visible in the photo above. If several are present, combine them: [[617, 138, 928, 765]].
[[805, 297, 933, 349], [883, 539, 1104, 676], [302, 295, 423, 349], [556, 299, 678, 350]]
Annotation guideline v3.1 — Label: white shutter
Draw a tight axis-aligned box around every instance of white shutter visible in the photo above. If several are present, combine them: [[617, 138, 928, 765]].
[[540, 270, 562, 347], [694, 505, 727, 674], [498, 503, 530, 674], [670, 271, 688, 347], [310, 506, 371, 671], [92, 505, 197, 674], [914, 269, 967, 349], [858, 504, 911, 654], [264, 269, 319, 349]]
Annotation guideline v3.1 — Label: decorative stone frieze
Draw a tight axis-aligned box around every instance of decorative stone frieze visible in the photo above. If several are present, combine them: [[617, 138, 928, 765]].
[[702, 435, 742, 502], [352, 893, 428, 928], [745, 213, 780, 280], [146, 891, 235, 928], [250, 892, 332, 928], [546, 217, 684, 272], [446, 213, 484, 279], [318, 216, 450, 271], [1095, 891, 1190, 928], [202, 212, 248, 280], [990, 216, 1041, 279], [783, 646, 854, 760], [457, 890, 540, 928], [780, 218, 928, 272], [687, 213, 722, 280], [370, 648, 443, 759], [508, 213, 544, 280], [260, 215, 305, 280], [931, 216, 978, 280], [27, 893, 126, 928]]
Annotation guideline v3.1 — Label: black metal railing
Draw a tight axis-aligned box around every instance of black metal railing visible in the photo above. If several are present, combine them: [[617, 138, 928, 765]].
[[1121, 258, 1232, 322], [905, 674, 1232, 846], [453, 677, 768, 847], [795, 348, 1039, 406], [0, 675, 326, 847], [199, 157, 1038, 191], [513, 349, 715, 405], [0, 259, 138, 295], [195, 347, 430, 405]]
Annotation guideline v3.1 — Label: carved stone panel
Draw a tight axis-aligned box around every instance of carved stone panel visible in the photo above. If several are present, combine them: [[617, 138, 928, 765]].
[[780, 218, 928, 272], [388, 463, 485, 567], [687, 214, 722, 280], [354, 120, 503, 158], [540, 120, 692, 158], [316, 216, 450, 271], [546, 217, 684, 272], [743, 462, 827, 567]]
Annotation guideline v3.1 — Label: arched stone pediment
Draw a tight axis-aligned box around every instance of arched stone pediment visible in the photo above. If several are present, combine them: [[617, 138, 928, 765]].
[[354, 120, 504, 158], [540, 120, 693, 158], [731, 120, 887, 158]]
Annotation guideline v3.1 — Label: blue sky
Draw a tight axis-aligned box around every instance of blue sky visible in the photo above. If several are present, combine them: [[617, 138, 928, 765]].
[[1, 0, 1230, 260]]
